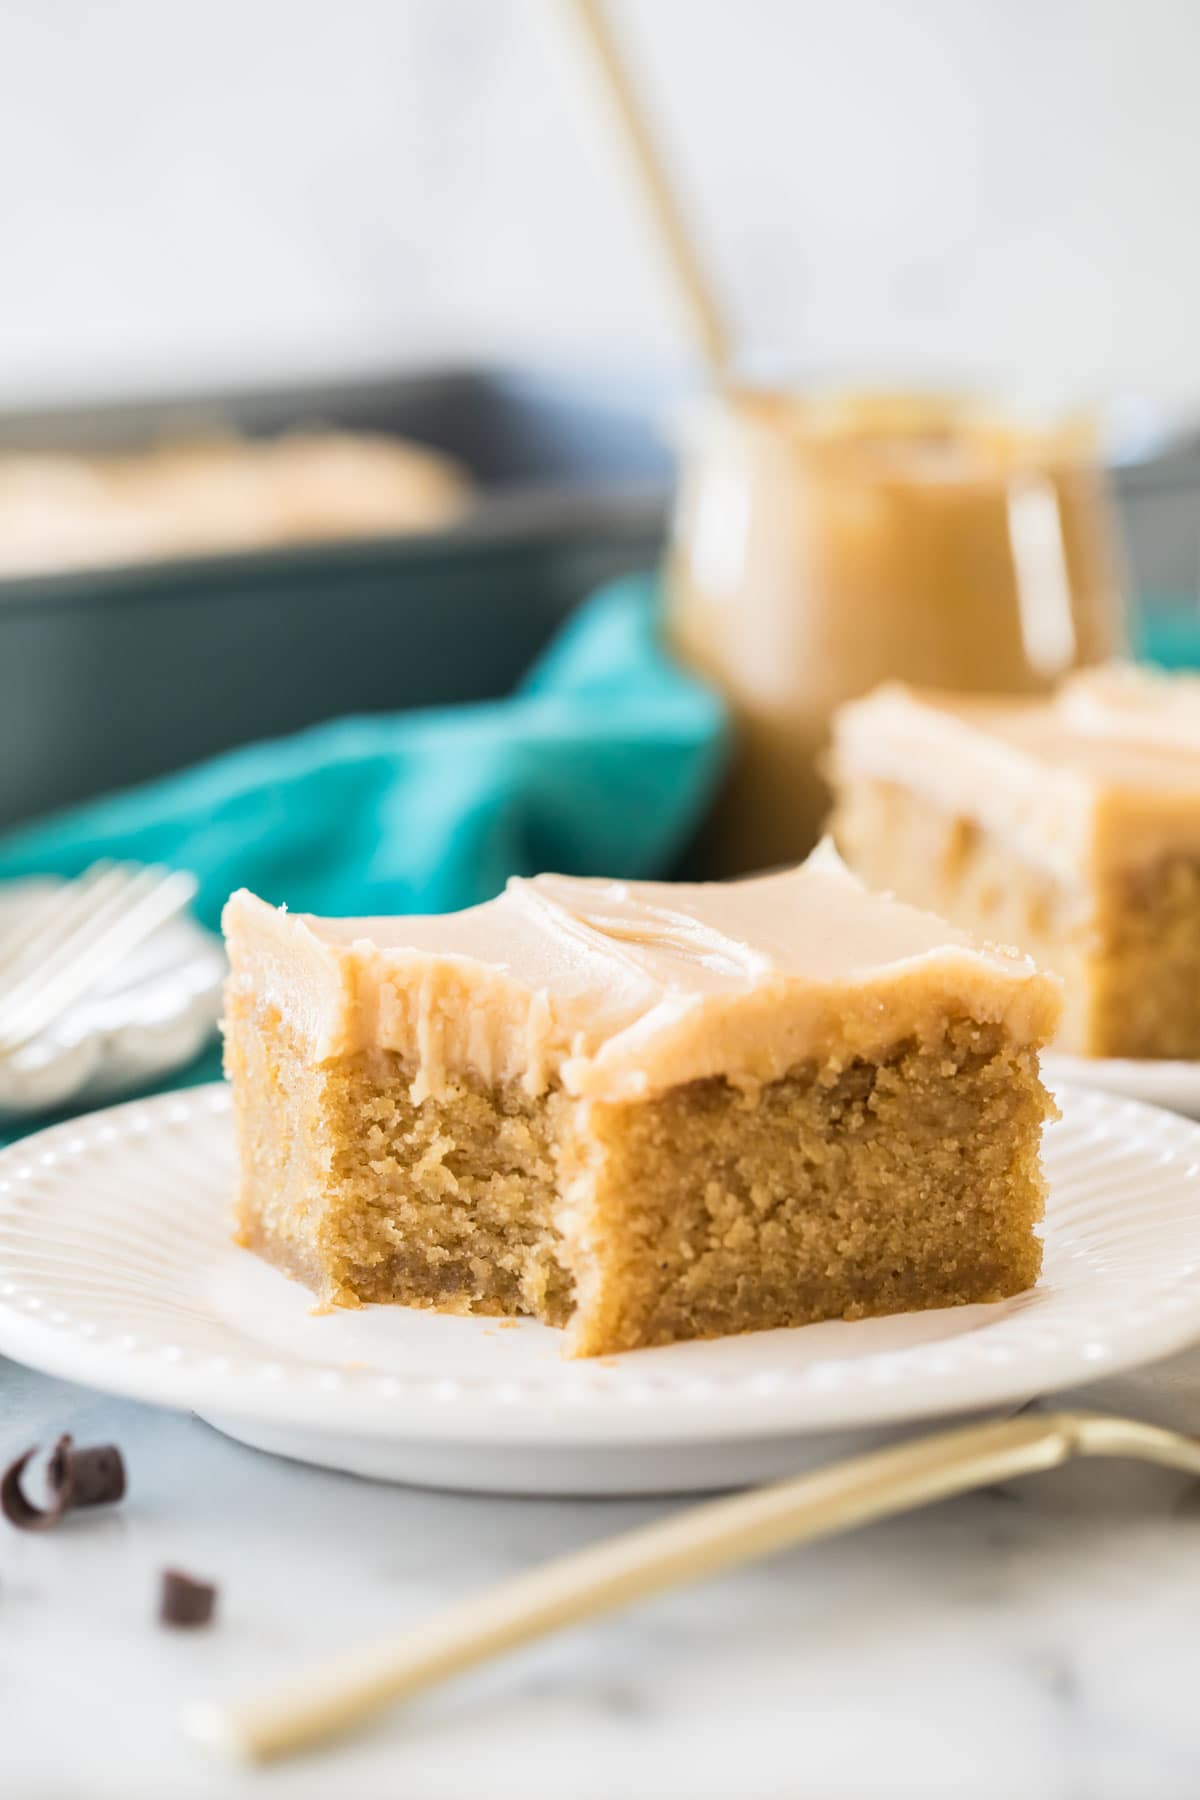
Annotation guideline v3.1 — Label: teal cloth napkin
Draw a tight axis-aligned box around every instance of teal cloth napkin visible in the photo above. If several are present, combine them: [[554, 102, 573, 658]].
[[0, 575, 728, 930], [0, 574, 728, 1144], [1136, 604, 1200, 671]]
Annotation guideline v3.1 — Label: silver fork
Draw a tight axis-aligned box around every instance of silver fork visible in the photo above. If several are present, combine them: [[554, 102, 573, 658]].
[[0, 862, 199, 1056]]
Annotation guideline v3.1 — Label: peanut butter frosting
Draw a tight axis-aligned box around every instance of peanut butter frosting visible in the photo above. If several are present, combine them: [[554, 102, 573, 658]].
[[832, 671, 1200, 885], [1058, 664, 1200, 754], [222, 845, 1058, 1105]]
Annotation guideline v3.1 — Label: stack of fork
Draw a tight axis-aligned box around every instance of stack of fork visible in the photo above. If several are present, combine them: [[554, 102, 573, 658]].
[[0, 862, 200, 1059]]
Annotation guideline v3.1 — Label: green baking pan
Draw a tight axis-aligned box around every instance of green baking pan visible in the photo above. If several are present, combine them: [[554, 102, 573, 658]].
[[0, 366, 673, 830]]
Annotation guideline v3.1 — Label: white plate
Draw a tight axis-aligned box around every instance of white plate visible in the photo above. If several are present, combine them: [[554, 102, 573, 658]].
[[0, 879, 224, 1121], [1044, 1052, 1200, 1121], [0, 1082, 1199, 1495]]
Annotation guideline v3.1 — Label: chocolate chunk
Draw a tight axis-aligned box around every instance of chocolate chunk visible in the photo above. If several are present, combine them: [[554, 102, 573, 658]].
[[1, 1434, 126, 1531], [159, 1568, 217, 1629], [47, 1435, 126, 1509], [0, 1446, 59, 1530]]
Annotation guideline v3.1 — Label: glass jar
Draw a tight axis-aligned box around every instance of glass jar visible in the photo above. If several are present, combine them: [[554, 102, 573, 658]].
[[665, 391, 1128, 874]]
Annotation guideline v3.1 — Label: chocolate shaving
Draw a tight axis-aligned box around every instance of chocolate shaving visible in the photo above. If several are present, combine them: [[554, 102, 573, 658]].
[[47, 1435, 126, 1509], [1, 1434, 126, 1531], [0, 1447, 57, 1530], [159, 1568, 217, 1629]]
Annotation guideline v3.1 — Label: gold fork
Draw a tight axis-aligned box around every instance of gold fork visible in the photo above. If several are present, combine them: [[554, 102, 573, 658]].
[[184, 1409, 1200, 1764]]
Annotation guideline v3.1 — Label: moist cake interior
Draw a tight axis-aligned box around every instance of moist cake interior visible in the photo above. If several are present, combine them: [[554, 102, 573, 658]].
[[226, 999, 1052, 1358]]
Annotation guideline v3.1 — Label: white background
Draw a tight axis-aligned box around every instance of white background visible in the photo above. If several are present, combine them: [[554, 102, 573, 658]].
[[2, 0, 1198, 411]]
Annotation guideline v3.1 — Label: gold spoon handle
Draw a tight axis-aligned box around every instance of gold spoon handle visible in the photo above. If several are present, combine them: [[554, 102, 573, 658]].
[[566, 0, 733, 378], [184, 1410, 1200, 1763]]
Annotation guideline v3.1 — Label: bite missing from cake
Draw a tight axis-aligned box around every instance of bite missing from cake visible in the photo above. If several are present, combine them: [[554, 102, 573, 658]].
[[222, 848, 1060, 1357]]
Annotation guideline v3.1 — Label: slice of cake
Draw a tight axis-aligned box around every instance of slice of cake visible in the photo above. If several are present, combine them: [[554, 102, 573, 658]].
[[830, 666, 1200, 1059], [222, 846, 1059, 1357]]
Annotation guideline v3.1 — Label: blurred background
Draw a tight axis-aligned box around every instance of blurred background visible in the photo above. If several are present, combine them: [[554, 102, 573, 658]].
[[4, 0, 1199, 410]]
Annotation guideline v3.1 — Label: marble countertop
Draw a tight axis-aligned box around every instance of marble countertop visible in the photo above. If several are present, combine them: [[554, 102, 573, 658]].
[[4, 1349, 1200, 1800]]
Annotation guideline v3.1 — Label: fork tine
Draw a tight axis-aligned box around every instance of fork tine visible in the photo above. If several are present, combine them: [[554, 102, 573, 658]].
[[0, 864, 157, 1022], [0, 867, 199, 1052], [0, 868, 168, 1048], [0, 867, 194, 1028], [0, 862, 121, 980]]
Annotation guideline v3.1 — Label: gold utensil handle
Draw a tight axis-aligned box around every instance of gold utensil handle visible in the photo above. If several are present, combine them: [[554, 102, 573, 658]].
[[566, 0, 732, 378], [183, 1410, 1200, 1763]]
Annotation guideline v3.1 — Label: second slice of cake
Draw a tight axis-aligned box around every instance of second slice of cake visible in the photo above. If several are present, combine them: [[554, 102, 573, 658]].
[[831, 667, 1200, 1059], [223, 847, 1060, 1357]]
